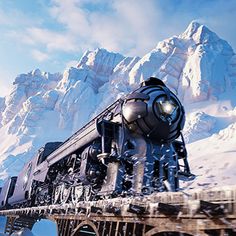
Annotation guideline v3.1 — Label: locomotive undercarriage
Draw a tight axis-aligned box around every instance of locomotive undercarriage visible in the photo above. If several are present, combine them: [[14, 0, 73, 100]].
[[2, 78, 192, 211], [32, 130, 189, 206]]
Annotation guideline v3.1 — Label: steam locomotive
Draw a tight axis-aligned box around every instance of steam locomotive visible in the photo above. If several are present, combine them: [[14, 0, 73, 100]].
[[0, 77, 190, 208]]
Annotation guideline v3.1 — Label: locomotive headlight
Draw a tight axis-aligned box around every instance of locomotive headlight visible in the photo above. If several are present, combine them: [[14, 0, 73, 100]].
[[161, 101, 176, 115], [156, 97, 177, 120]]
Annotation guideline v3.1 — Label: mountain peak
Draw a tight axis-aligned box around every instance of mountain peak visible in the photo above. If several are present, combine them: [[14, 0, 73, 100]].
[[181, 21, 220, 44], [76, 47, 124, 77], [31, 68, 42, 77], [183, 21, 202, 38]]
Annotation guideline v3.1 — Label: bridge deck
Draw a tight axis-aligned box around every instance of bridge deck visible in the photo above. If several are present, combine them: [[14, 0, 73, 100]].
[[0, 186, 236, 235]]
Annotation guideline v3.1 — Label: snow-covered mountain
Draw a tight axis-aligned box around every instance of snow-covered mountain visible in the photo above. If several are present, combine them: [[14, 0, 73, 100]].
[[0, 21, 236, 189]]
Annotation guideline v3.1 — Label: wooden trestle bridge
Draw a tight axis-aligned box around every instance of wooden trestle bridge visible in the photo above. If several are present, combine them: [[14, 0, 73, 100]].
[[0, 186, 236, 236]]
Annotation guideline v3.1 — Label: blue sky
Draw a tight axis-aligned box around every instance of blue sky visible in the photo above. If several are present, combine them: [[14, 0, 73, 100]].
[[0, 0, 236, 96]]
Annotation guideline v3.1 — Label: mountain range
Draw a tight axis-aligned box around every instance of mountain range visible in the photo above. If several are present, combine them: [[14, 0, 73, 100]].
[[0, 21, 235, 189]]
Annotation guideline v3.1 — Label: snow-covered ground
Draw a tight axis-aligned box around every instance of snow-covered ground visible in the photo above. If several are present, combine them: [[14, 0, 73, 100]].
[[0, 21, 235, 235], [181, 91, 236, 189]]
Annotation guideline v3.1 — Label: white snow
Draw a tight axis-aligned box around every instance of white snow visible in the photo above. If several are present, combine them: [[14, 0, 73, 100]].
[[0, 21, 235, 192], [184, 111, 216, 143], [182, 122, 236, 189]]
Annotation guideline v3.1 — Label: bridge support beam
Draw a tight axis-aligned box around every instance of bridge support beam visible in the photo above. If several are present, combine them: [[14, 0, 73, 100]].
[[71, 220, 99, 236], [4, 216, 17, 235], [0, 185, 235, 236], [4, 216, 37, 235], [54, 216, 236, 236]]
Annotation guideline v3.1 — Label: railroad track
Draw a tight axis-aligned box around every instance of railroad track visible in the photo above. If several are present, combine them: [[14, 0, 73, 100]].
[[0, 186, 236, 235]]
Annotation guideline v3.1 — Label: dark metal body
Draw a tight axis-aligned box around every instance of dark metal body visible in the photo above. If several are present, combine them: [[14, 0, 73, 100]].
[[1, 77, 191, 207], [0, 177, 17, 208], [8, 142, 62, 206]]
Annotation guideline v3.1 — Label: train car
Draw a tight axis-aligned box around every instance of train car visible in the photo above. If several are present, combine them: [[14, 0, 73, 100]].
[[0, 177, 17, 209], [8, 142, 62, 207]]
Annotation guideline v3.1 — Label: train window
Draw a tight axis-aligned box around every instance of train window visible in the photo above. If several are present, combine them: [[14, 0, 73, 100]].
[[8, 177, 17, 198], [23, 163, 32, 190]]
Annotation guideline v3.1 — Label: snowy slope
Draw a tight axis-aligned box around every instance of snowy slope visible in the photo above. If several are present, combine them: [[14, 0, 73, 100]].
[[0, 21, 235, 190], [182, 122, 236, 189]]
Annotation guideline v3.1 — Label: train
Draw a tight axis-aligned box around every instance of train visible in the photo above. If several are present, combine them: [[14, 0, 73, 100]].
[[0, 77, 191, 209]]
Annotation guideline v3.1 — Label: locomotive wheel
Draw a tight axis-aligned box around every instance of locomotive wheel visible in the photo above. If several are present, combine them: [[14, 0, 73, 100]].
[[37, 195, 46, 205], [38, 197, 43, 205], [83, 185, 92, 201], [103, 194, 112, 200], [60, 184, 71, 204], [71, 184, 83, 205], [53, 185, 61, 204], [45, 193, 51, 204], [142, 187, 152, 195]]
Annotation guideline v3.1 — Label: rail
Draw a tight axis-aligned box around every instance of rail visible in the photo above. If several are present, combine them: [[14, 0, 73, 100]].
[[0, 185, 236, 235]]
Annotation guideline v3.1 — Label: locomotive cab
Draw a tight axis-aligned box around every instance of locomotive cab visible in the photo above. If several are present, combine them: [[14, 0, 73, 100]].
[[0, 177, 17, 208], [8, 142, 62, 207]]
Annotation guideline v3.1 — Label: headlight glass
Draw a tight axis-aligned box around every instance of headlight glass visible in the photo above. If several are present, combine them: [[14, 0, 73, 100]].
[[159, 100, 177, 115], [155, 97, 178, 122]]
